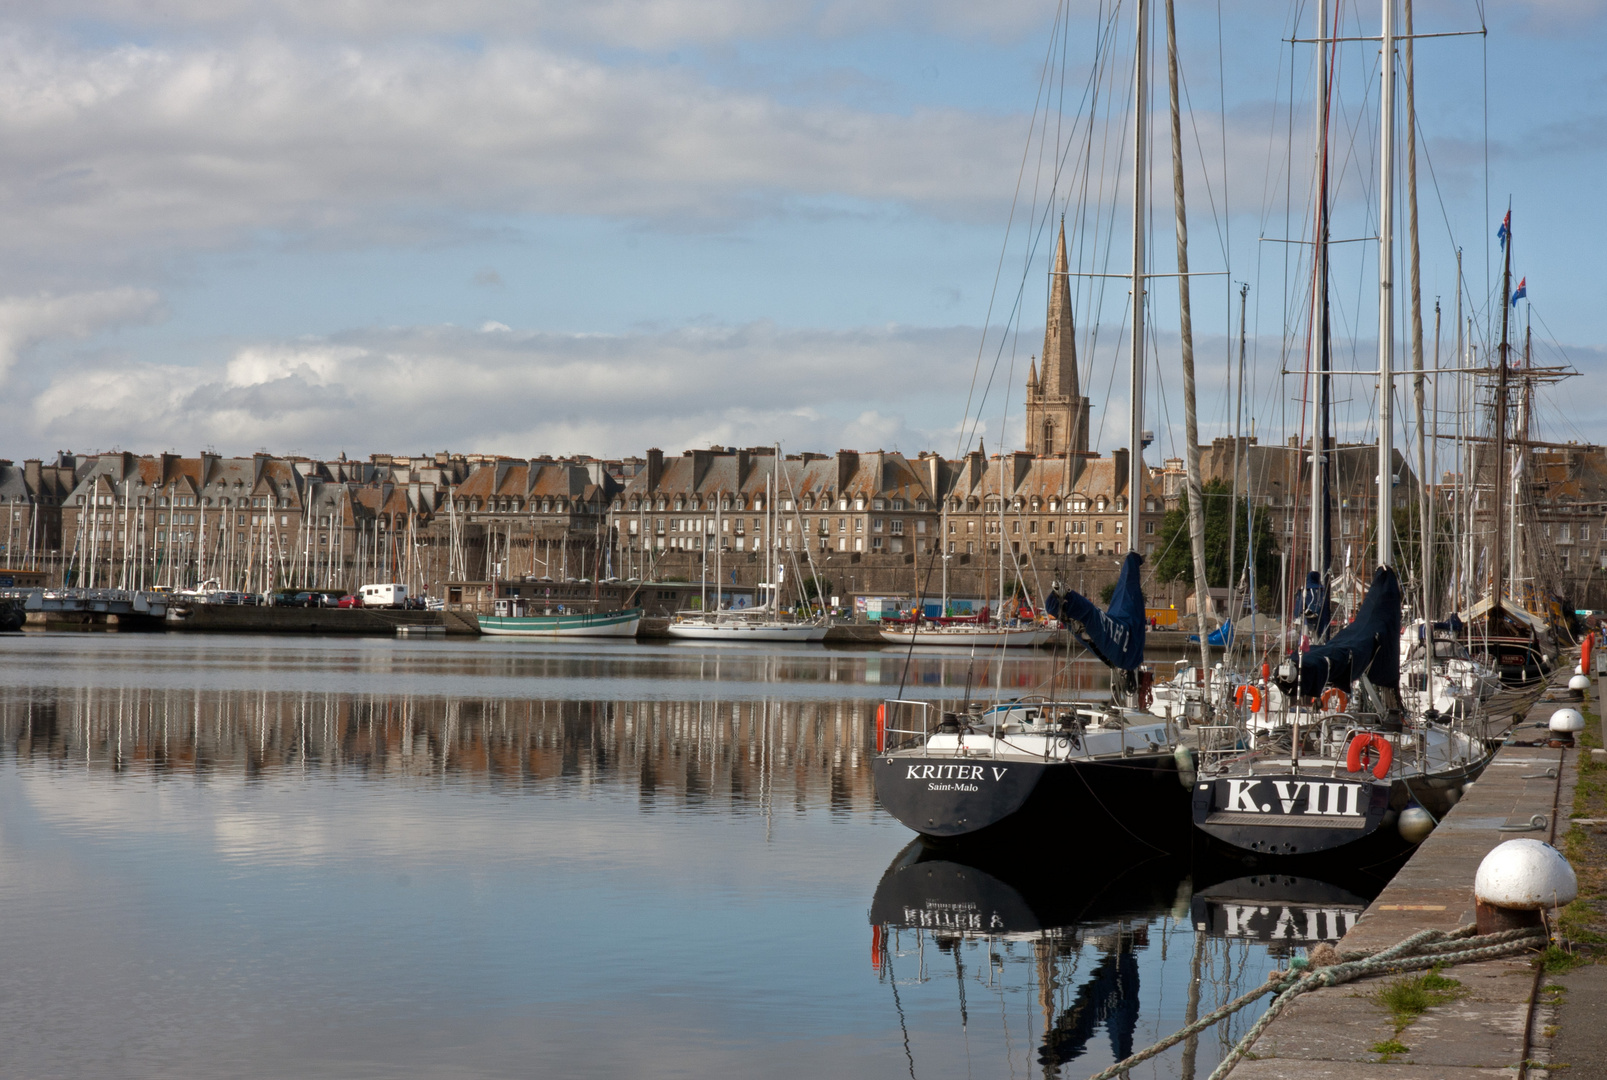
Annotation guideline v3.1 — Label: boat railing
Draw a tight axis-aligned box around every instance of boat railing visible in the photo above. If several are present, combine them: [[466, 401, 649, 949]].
[[1195, 724, 1245, 773], [878, 699, 937, 753]]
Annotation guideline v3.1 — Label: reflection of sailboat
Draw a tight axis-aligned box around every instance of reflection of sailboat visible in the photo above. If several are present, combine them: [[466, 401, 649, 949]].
[[869, 839, 1187, 937], [868, 841, 1285, 1080], [1189, 870, 1381, 957]]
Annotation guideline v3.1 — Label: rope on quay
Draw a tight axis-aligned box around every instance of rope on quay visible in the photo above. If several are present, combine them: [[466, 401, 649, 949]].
[[1083, 924, 1548, 1080]]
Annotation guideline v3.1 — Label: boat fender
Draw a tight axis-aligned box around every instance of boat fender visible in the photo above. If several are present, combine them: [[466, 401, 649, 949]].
[[1234, 684, 1264, 713], [875, 703, 886, 754], [1320, 687, 1349, 713], [1344, 731, 1394, 780]]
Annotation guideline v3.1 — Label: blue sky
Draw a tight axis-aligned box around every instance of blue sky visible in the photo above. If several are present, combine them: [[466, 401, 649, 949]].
[[0, 0, 1601, 463]]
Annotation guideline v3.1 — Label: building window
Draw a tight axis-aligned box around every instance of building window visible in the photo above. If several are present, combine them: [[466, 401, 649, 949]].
[[1115, 521, 1124, 534], [873, 518, 883, 533], [1145, 542, 1155, 557], [967, 542, 975, 554], [915, 520, 926, 534], [1145, 521, 1155, 535], [873, 537, 883, 550], [1095, 521, 1104, 534], [890, 520, 903, 535]]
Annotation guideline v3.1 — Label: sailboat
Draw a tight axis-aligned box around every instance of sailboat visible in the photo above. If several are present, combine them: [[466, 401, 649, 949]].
[[874, 0, 1193, 846], [666, 449, 831, 643], [1189, 0, 1499, 864]]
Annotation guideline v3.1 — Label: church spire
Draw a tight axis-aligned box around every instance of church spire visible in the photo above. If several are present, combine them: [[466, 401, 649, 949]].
[[1041, 217, 1080, 401], [1024, 216, 1090, 459]]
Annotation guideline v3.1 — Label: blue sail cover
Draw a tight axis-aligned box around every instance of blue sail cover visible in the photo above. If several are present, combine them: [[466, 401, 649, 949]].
[[1301, 570, 1333, 639], [1061, 551, 1147, 671], [1297, 565, 1401, 697]]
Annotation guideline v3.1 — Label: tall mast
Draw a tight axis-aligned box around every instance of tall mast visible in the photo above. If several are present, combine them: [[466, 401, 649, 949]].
[[1128, 0, 1149, 557], [1309, 0, 1334, 605], [1492, 209, 1512, 607], [1164, 0, 1212, 677], [1405, 0, 1429, 621], [1376, 0, 1397, 571]]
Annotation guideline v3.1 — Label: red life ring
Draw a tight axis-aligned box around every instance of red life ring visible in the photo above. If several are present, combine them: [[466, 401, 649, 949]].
[[875, 703, 887, 753], [1345, 732, 1394, 780], [1320, 687, 1350, 713], [1235, 684, 1264, 713]]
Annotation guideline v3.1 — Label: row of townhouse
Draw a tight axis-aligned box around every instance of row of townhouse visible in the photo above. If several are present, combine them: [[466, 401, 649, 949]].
[[0, 440, 1171, 601], [615, 446, 1168, 575]]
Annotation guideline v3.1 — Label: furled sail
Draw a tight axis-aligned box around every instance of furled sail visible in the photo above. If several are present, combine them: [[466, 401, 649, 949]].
[[1295, 565, 1400, 696], [1061, 551, 1146, 671]]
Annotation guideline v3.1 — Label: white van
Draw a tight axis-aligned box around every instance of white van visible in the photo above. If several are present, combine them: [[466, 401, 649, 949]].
[[359, 583, 409, 609]]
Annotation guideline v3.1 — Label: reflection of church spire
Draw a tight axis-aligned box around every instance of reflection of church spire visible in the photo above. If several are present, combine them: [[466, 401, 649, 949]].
[[1026, 217, 1090, 459], [1041, 219, 1080, 401]]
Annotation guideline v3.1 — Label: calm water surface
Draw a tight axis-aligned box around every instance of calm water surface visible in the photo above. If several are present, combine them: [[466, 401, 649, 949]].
[[0, 634, 1348, 1079]]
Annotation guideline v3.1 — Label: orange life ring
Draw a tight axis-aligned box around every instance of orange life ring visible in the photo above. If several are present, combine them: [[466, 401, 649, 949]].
[[1320, 687, 1350, 713], [875, 703, 887, 753], [1345, 732, 1394, 780], [1235, 684, 1264, 713]]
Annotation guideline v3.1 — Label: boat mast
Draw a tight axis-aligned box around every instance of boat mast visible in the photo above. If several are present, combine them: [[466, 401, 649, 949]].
[[1308, 0, 1334, 627], [1376, 0, 1397, 572], [1163, 0, 1213, 681], [1128, 0, 1148, 568], [1492, 208, 1512, 608], [1406, 0, 1429, 625]]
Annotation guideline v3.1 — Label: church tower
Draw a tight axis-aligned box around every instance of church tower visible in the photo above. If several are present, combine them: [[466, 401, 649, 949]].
[[1024, 219, 1091, 458]]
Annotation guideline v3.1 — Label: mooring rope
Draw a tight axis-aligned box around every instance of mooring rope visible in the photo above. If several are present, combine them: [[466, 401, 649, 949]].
[[1083, 924, 1547, 1080]]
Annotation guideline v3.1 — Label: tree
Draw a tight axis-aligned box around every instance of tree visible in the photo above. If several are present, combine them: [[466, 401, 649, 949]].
[[1153, 480, 1282, 611]]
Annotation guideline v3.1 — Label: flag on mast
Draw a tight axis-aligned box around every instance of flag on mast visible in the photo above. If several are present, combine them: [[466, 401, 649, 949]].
[[1511, 277, 1527, 306], [1497, 210, 1511, 248]]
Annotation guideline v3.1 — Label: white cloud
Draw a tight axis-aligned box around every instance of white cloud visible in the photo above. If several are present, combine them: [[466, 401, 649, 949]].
[[0, 286, 161, 381], [21, 320, 983, 458], [0, 31, 1027, 276]]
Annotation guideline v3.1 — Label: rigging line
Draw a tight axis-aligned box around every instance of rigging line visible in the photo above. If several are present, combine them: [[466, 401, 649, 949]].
[[954, 0, 1070, 460], [966, 0, 1122, 458]]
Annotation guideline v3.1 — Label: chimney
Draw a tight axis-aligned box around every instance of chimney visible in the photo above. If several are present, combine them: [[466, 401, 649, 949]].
[[1012, 450, 1033, 490], [737, 448, 751, 487], [646, 448, 664, 492], [1112, 449, 1130, 496], [692, 448, 713, 491], [836, 450, 859, 495]]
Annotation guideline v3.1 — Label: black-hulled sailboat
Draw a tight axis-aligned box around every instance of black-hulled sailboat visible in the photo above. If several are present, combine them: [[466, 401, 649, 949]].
[[873, 552, 1191, 847]]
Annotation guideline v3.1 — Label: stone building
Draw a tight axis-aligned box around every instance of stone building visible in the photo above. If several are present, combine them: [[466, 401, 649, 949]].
[[1023, 221, 1091, 460], [0, 456, 76, 571]]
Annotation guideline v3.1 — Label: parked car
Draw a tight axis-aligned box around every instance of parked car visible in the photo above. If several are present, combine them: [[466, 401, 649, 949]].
[[337, 594, 364, 609]]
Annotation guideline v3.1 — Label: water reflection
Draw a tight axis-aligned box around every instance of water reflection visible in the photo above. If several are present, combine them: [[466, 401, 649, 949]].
[[0, 685, 884, 819], [0, 635, 1372, 1079], [868, 843, 1389, 1078]]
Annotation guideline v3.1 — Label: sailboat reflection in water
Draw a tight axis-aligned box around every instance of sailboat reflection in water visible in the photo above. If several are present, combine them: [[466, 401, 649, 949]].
[[868, 843, 1387, 1078]]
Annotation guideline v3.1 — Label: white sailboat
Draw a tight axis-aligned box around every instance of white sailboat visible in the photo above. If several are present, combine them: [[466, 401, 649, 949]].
[[666, 448, 831, 643]]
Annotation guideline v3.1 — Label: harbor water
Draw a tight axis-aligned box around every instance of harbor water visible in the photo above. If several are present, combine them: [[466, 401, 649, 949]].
[[0, 634, 1364, 1078]]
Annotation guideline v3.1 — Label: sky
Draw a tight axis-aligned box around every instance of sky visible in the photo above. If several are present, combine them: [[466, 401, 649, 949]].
[[0, 0, 1602, 465]]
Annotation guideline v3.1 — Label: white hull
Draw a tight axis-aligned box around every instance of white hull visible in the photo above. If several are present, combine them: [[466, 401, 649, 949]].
[[667, 620, 829, 642], [878, 625, 1055, 647]]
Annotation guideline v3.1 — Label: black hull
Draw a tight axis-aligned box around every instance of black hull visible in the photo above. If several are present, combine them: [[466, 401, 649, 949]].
[[872, 750, 1193, 852], [1191, 756, 1490, 867], [1470, 637, 1552, 687]]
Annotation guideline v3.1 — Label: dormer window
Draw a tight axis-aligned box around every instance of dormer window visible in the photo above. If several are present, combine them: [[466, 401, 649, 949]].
[[854, 496, 866, 511], [674, 497, 685, 511]]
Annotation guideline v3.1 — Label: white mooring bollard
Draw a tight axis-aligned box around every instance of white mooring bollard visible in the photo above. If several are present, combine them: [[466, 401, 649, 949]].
[[1550, 707, 1586, 748], [1473, 838, 1578, 934]]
